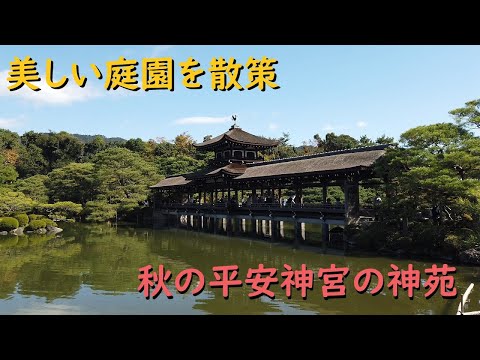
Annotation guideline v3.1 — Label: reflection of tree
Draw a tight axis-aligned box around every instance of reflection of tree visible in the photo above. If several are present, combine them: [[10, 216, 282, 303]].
[[0, 224, 479, 313], [148, 229, 478, 315]]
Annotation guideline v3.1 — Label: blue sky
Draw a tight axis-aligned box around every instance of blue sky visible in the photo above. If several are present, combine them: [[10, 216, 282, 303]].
[[0, 45, 479, 146]]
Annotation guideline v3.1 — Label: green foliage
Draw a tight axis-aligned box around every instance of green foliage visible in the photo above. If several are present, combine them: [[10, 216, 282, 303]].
[[14, 175, 49, 203], [36, 202, 83, 221], [400, 123, 471, 153], [46, 163, 95, 205], [14, 213, 29, 227], [93, 148, 160, 215], [449, 98, 480, 129], [0, 159, 18, 184], [0, 217, 19, 231], [26, 219, 47, 230], [28, 214, 45, 221], [317, 133, 359, 152], [0, 129, 21, 150], [156, 155, 204, 176], [84, 200, 118, 222], [83, 135, 107, 160], [0, 188, 36, 216], [16, 144, 49, 177], [124, 138, 146, 153], [20, 131, 84, 172], [43, 218, 58, 227]]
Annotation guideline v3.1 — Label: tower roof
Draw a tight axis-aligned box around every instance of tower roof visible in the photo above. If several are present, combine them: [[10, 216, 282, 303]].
[[194, 125, 279, 150]]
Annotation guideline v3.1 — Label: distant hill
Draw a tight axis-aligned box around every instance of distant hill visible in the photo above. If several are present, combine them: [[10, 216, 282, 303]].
[[72, 134, 127, 144]]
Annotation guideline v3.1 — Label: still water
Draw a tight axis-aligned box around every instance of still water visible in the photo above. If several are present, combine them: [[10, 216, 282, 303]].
[[0, 223, 479, 315]]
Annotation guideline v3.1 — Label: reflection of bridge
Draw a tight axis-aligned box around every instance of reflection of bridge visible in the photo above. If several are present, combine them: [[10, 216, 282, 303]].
[[151, 124, 388, 251], [153, 201, 376, 250]]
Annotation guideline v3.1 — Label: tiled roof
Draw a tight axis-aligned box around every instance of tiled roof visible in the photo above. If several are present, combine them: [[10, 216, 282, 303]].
[[194, 126, 279, 149]]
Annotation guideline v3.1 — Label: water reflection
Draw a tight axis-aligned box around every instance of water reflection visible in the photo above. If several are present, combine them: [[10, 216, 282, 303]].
[[0, 224, 478, 315]]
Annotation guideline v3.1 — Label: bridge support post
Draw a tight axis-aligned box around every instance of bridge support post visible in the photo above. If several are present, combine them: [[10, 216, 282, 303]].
[[226, 216, 233, 237], [322, 222, 329, 253], [250, 218, 257, 237], [294, 221, 305, 248], [271, 220, 278, 242]]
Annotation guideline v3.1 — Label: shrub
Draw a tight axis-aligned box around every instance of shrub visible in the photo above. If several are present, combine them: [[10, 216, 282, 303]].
[[26, 219, 47, 231], [44, 219, 58, 227], [14, 213, 29, 227], [28, 214, 45, 221], [0, 217, 20, 231]]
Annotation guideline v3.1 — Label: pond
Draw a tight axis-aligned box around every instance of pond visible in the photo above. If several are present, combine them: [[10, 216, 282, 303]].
[[0, 223, 478, 315]]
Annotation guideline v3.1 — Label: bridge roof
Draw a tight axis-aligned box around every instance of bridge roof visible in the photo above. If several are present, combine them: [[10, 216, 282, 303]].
[[150, 144, 389, 189]]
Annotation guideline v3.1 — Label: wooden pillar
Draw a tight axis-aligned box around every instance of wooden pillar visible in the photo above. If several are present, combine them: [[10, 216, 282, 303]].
[[241, 218, 246, 233], [250, 218, 257, 237], [214, 217, 219, 234], [226, 216, 233, 236], [294, 220, 305, 248], [279, 221, 284, 239], [322, 222, 329, 253], [203, 192, 207, 204], [323, 184, 328, 204], [344, 178, 360, 225], [271, 220, 278, 241], [235, 218, 242, 234], [262, 220, 267, 237]]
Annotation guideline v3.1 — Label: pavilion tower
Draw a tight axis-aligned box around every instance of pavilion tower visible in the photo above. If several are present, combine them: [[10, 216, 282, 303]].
[[193, 117, 279, 166]]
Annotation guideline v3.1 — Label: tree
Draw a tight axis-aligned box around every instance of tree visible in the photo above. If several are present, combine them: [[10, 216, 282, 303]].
[[157, 155, 204, 176], [359, 135, 374, 147], [45, 163, 95, 205], [36, 201, 83, 221], [313, 133, 359, 152], [124, 138, 146, 154], [0, 154, 18, 184], [263, 132, 297, 160], [92, 148, 161, 217], [0, 188, 36, 216], [14, 175, 49, 203], [375, 134, 395, 145], [16, 144, 49, 177], [84, 200, 118, 222], [400, 123, 470, 154], [20, 131, 84, 172], [0, 129, 21, 150], [449, 98, 480, 129], [374, 121, 480, 254], [154, 140, 176, 158], [174, 132, 195, 156], [84, 135, 106, 160]]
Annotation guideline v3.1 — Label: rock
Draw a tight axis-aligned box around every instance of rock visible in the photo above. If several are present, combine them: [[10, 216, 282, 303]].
[[34, 228, 47, 234], [10, 227, 24, 236], [459, 248, 480, 266], [0, 231, 7, 235], [46, 226, 63, 234]]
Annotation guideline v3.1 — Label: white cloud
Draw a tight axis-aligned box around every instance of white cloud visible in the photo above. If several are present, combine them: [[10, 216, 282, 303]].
[[322, 123, 351, 132], [268, 122, 278, 130], [151, 45, 174, 57], [175, 116, 230, 125], [0, 117, 23, 129], [356, 121, 368, 128], [0, 69, 103, 105]]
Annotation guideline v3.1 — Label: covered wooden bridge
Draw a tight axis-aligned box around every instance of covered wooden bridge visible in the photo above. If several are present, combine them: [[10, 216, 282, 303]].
[[151, 124, 388, 250]]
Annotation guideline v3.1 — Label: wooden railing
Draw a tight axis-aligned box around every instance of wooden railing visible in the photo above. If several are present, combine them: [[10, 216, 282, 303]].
[[155, 202, 350, 212]]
